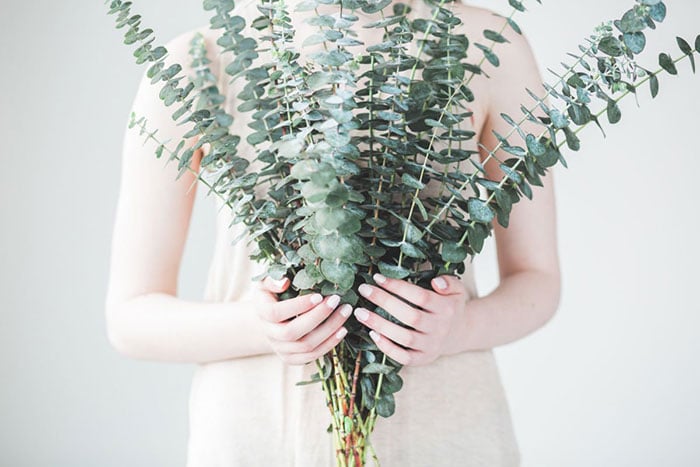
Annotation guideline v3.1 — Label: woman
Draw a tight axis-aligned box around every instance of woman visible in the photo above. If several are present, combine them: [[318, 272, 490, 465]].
[[105, 1, 560, 465]]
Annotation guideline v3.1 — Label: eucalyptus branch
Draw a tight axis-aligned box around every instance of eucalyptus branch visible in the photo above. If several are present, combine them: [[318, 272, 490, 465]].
[[441, 16, 699, 270], [107, 0, 699, 465], [426, 4, 527, 207]]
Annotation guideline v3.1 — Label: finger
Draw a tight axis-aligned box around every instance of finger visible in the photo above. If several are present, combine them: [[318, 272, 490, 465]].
[[273, 304, 352, 354], [260, 276, 290, 294], [430, 274, 464, 296], [371, 273, 449, 316], [284, 325, 349, 365], [357, 282, 428, 331], [268, 295, 341, 341], [368, 330, 420, 366], [353, 307, 426, 350], [258, 292, 323, 323]]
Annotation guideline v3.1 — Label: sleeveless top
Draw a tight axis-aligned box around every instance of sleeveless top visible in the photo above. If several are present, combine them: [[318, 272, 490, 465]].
[[185, 2, 521, 464]]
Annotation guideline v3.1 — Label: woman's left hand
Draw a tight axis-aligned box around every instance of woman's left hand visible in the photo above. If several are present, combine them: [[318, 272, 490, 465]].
[[354, 273, 473, 366]]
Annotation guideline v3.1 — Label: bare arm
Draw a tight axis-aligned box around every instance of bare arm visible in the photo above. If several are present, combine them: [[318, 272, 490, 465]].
[[104, 30, 276, 363], [104, 30, 350, 364], [458, 23, 561, 351]]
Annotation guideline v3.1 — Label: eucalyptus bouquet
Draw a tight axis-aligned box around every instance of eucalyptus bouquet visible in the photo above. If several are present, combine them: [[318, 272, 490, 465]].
[[107, 0, 698, 464]]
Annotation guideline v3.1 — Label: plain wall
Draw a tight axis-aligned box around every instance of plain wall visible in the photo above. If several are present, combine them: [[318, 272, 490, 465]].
[[0, 0, 698, 466]]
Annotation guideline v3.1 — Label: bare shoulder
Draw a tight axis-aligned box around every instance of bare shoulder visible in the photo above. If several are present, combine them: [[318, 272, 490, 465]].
[[450, 2, 539, 66], [159, 25, 224, 77], [449, 2, 543, 112], [451, 2, 507, 28], [130, 26, 225, 127]]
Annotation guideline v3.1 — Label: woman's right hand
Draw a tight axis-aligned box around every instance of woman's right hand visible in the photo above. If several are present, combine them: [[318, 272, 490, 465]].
[[255, 277, 352, 365]]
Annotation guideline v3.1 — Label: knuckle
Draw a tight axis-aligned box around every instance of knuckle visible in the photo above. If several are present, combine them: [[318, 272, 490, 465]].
[[267, 325, 283, 342], [415, 289, 431, 308], [406, 311, 423, 329], [297, 338, 315, 354], [278, 326, 297, 342], [266, 306, 282, 323], [404, 335, 416, 350]]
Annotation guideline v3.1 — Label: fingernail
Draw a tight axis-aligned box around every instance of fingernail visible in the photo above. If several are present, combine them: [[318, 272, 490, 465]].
[[434, 277, 447, 290], [310, 293, 323, 305], [273, 277, 287, 288], [336, 327, 348, 339], [358, 284, 372, 298], [369, 330, 380, 342], [373, 273, 387, 284], [354, 307, 370, 322], [339, 304, 352, 318], [327, 295, 340, 309]]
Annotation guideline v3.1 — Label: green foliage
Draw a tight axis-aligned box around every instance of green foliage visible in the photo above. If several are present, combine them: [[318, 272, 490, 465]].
[[107, 0, 698, 464]]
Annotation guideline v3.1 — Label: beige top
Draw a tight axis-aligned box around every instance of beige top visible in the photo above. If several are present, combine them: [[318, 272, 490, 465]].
[[186, 2, 520, 464]]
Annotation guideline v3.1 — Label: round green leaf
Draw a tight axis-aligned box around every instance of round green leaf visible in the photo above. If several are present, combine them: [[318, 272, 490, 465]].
[[376, 393, 395, 417], [441, 241, 468, 263], [467, 198, 494, 223], [314, 207, 360, 234], [623, 32, 646, 54], [598, 36, 624, 57], [526, 134, 547, 156], [312, 234, 365, 262], [377, 262, 411, 279], [290, 160, 319, 180], [619, 9, 646, 33], [320, 259, 355, 289], [292, 268, 319, 290], [310, 162, 337, 185], [400, 242, 426, 259], [649, 2, 667, 22]]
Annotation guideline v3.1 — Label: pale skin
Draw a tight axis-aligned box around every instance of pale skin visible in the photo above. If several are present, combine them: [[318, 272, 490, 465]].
[[105, 2, 560, 367]]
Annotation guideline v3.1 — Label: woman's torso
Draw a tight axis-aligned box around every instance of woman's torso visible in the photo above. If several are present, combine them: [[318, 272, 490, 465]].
[[186, 1, 519, 465]]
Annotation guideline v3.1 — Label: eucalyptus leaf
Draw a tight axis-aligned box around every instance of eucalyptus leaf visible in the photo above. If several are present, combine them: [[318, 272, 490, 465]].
[[659, 53, 678, 75], [320, 259, 355, 289], [467, 198, 495, 223], [378, 262, 411, 279], [441, 241, 468, 264], [606, 99, 622, 124], [649, 73, 660, 98], [623, 32, 646, 54]]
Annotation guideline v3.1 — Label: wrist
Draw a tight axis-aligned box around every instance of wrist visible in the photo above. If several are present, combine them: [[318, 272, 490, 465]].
[[442, 295, 483, 356]]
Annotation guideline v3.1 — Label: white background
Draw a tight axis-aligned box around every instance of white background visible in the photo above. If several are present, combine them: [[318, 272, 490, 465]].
[[0, 0, 698, 466]]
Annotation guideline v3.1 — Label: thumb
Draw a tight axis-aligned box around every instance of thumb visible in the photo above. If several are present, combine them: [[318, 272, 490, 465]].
[[430, 274, 462, 295]]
